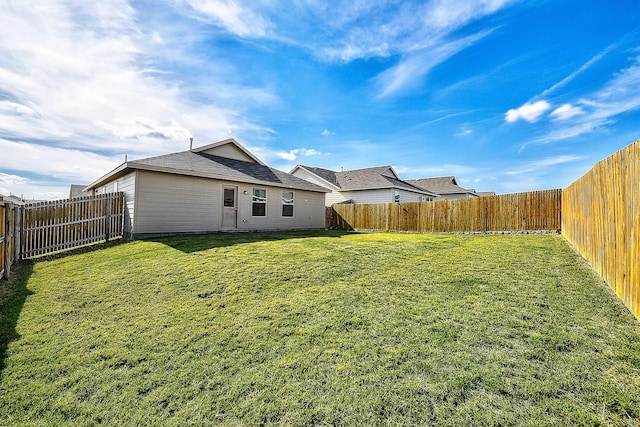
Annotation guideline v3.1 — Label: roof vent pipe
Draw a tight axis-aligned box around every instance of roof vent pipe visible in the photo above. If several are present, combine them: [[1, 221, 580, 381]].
[[190, 137, 194, 150]]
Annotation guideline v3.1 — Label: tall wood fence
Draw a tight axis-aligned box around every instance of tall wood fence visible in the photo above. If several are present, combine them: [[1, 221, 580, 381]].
[[0, 193, 124, 279], [1, 200, 17, 279], [562, 139, 640, 320], [328, 189, 562, 233]]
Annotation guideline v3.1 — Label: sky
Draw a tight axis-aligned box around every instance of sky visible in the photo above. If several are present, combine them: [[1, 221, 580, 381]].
[[1, 0, 640, 200]]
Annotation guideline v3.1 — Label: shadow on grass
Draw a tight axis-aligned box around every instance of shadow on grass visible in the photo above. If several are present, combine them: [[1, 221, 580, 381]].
[[150, 230, 359, 254], [0, 261, 34, 377]]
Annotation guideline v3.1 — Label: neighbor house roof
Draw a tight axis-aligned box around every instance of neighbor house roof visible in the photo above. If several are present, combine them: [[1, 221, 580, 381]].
[[86, 139, 330, 193], [406, 176, 478, 197], [293, 165, 438, 196], [69, 184, 90, 199]]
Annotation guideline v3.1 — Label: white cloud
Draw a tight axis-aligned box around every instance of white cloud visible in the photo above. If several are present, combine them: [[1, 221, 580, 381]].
[[321, 129, 335, 136], [0, 139, 122, 183], [375, 31, 491, 98], [184, 0, 273, 37], [539, 42, 616, 98], [0, 172, 67, 201], [456, 128, 473, 136], [0, 0, 275, 200], [550, 103, 585, 121], [276, 148, 323, 161], [535, 55, 640, 143], [424, 0, 515, 30], [504, 155, 583, 175], [505, 100, 551, 123]]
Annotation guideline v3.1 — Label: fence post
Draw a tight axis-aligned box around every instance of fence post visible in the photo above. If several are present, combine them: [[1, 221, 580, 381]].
[[15, 205, 22, 262], [4, 202, 10, 278], [105, 196, 111, 242]]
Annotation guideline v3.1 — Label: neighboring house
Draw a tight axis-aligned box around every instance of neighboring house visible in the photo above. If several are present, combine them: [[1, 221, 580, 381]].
[[406, 176, 480, 200], [476, 191, 497, 197], [85, 138, 330, 238], [290, 165, 438, 206], [69, 184, 91, 199], [0, 194, 32, 205]]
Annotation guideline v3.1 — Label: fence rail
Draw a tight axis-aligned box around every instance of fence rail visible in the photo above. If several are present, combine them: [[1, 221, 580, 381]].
[[328, 189, 562, 233], [562, 139, 640, 320], [21, 193, 124, 259], [0, 193, 124, 279]]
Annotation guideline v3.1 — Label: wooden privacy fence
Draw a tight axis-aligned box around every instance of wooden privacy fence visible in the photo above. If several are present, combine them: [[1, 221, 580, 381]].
[[562, 139, 640, 320], [328, 189, 562, 233], [0, 193, 124, 279], [1, 200, 17, 279], [21, 193, 125, 258]]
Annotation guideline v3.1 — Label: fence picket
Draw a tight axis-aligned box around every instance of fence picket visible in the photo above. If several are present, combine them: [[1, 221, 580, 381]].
[[11, 193, 125, 260], [329, 189, 562, 233], [563, 139, 640, 320]]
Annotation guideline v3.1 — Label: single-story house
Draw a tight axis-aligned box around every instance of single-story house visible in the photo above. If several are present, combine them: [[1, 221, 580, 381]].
[[290, 165, 438, 206], [406, 176, 479, 200], [85, 138, 330, 238]]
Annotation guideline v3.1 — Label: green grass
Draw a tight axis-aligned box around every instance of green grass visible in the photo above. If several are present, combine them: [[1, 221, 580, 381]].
[[1, 231, 640, 426]]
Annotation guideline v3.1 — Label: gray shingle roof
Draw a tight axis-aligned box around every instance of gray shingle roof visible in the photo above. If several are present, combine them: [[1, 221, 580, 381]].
[[90, 150, 330, 193], [406, 176, 477, 196], [298, 165, 437, 195]]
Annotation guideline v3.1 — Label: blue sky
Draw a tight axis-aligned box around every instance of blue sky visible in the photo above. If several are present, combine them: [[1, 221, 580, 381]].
[[1, 0, 640, 199]]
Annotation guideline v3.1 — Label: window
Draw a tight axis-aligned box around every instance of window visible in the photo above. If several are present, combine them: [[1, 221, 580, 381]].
[[252, 188, 266, 216], [420, 195, 434, 202], [282, 191, 294, 217], [223, 188, 235, 207], [394, 190, 400, 203]]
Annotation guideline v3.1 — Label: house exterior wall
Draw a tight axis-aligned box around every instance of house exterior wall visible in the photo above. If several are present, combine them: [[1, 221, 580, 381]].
[[133, 171, 221, 235], [290, 168, 347, 206], [437, 193, 477, 200], [95, 170, 326, 237], [340, 189, 394, 204], [235, 185, 326, 231], [327, 191, 349, 206], [395, 190, 425, 203], [200, 143, 255, 162], [94, 171, 136, 235], [339, 189, 423, 204]]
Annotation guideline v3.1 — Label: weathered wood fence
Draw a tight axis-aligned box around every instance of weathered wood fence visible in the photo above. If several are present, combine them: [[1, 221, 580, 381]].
[[0, 193, 124, 278], [563, 139, 640, 320], [328, 189, 562, 233], [1, 200, 16, 279]]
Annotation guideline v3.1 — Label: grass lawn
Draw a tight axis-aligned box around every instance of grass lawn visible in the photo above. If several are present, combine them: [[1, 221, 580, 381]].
[[1, 231, 640, 426]]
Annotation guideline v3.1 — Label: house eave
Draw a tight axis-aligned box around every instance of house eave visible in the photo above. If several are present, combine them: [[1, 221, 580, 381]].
[[88, 162, 330, 193]]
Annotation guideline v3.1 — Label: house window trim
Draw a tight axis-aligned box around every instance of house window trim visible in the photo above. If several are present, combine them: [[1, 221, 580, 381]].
[[252, 187, 267, 217], [282, 190, 294, 217]]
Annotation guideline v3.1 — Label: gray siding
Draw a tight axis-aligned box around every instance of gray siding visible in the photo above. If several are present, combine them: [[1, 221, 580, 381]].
[[119, 172, 136, 235], [290, 168, 345, 206], [94, 171, 136, 235], [341, 189, 394, 204], [96, 170, 326, 236], [200, 144, 256, 162], [235, 185, 326, 231], [133, 171, 220, 234]]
